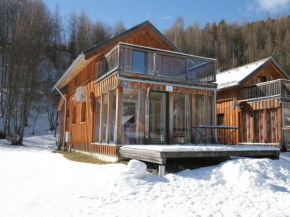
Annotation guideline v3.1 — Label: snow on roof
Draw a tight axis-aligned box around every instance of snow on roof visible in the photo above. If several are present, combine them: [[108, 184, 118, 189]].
[[216, 57, 272, 90]]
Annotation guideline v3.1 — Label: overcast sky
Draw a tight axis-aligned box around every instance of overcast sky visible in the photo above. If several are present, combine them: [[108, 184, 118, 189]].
[[44, 0, 290, 31]]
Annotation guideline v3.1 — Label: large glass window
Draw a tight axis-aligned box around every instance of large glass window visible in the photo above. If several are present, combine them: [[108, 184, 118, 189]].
[[109, 90, 116, 143], [95, 97, 101, 142], [149, 92, 168, 143], [122, 88, 145, 144], [194, 95, 213, 142], [102, 94, 108, 143], [284, 107, 290, 127], [173, 93, 191, 143]]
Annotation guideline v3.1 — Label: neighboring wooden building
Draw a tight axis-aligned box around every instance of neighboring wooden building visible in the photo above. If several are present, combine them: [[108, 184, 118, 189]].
[[216, 57, 290, 150], [54, 21, 217, 162]]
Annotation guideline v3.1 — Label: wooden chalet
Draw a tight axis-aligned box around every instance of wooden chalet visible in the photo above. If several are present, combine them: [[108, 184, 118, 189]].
[[54, 21, 218, 162], [216, 57, 290, 150]]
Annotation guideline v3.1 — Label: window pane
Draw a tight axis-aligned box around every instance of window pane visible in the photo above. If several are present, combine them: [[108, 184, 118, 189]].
[[156, 54, 186, 79], [173, 93, 191, 143], [122, 88, 145, 144], [95, 97, 101, 142], [150, 92, 167, 142], [194, 95, 213, 143], [217, 114, 224, 125], [132, 51, 146, 73], [284, 107, 290, 127], [120, 48, 153, 74], [102, 94, 108, 143], [195, 95, 204, 126], [110, 90, 116, 143]]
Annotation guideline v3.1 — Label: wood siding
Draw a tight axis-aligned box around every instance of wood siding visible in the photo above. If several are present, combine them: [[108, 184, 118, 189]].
[[216, 61, 287, 145], [59, 26, 215, 157]]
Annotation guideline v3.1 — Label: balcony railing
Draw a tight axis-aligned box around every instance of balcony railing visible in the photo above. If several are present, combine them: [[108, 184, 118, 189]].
[[96, 43, 216, 83], [242, 79, 290, 100]]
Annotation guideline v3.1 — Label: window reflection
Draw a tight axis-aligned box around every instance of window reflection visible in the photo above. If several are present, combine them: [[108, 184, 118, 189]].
[[122, 88, 145, 144], [173, 93, 191, 143], [102, 94, 108, 143]]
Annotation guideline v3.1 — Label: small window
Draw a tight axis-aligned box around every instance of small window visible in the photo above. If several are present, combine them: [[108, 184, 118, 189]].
[[72, 107, 76, 124], [81, 102, 86, 123], [258, 76, 266, 83], [217, 114, 224, 125]]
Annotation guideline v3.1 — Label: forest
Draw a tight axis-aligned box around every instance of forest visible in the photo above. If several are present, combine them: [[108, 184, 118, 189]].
[[0, 0, 290, 144]]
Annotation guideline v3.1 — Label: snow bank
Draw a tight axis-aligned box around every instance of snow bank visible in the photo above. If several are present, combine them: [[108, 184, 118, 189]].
[[124, 159, 147, 179]]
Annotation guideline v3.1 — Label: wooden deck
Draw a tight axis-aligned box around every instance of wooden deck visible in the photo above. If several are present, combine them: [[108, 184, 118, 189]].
[[119, 145, 280, 165]]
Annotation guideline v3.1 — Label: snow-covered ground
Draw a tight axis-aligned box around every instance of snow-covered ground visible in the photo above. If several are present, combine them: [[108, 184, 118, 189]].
[[1, 134, 290, 217]]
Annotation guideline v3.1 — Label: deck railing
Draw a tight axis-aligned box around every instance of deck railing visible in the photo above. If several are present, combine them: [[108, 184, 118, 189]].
[[242, 79, 290, 100], [96, 43, 216, 83]]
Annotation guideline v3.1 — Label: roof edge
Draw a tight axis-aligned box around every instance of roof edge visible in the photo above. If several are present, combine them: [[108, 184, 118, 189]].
[[271, 58, 290, 79], [238, 56, 273, 85], [52, 53, 85, 90]]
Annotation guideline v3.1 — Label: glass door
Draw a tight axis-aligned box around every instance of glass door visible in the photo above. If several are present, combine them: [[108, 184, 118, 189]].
[[149, 91, 168, 143]]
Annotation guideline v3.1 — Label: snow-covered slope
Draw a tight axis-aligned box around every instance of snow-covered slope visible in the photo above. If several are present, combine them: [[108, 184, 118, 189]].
[[0, 134, 290, 217]]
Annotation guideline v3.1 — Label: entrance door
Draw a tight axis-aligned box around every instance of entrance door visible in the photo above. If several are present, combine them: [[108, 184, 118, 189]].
[[149, 91, 168, 143]]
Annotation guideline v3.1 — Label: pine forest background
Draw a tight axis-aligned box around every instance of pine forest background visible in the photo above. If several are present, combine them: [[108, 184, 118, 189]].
[[0, 0, 290, 143]]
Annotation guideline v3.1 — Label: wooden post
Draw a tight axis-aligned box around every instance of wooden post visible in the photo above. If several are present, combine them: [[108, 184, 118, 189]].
[[169, 92, 173, 144], [115, 86, 123, 144]]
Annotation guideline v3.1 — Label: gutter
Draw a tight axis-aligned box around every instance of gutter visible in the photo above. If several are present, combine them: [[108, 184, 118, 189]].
[[55, 87, 67, 150]]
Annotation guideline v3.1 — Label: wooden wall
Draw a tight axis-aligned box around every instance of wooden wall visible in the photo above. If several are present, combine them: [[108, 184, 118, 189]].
[[59, 24, 215, 157], [216, 61, 287, 145]]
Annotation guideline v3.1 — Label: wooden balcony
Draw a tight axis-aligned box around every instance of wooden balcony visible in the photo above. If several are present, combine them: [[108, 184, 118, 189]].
[[96, 43, 216, 84], [242, 79, 290, 101]]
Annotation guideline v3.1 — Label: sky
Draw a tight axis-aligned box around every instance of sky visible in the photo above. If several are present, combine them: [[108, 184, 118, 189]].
[[45, 0, 290, 31]]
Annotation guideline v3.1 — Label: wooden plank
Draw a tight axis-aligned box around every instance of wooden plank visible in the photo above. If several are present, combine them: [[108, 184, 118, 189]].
[[115, 86, 123, 144]]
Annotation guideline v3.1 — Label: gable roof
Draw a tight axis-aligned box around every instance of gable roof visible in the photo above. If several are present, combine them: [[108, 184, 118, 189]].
[[83, 21, 181, 56], [216, 56, 289, 90], [53, 21, 180, 90]]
